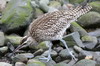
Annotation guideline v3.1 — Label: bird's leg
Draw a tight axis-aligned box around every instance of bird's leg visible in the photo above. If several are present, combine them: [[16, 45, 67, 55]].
[[60, 39, 77, 61], [39, 41, 52, 62]]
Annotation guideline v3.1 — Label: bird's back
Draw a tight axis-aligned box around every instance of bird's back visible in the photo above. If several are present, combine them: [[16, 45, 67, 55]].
[[28, 4, 92, 42]]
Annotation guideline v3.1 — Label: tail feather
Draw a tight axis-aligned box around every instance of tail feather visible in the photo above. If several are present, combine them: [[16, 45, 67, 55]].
[[75, 4, 92, 18]]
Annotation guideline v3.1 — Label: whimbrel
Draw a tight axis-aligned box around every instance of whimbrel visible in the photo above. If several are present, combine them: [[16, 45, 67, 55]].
[[11, 3, 92, 62]]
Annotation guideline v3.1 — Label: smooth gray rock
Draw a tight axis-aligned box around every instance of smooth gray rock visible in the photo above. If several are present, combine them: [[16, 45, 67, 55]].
[[41, 50, 57, 57], [69, 0, 84, 4], [0, 46, 8, 53], [33, 49, 44, 56], [70, 22, 88, 37], [73, 59, 96, 66], [88, 29, 100, 37], [34, 55, 56, 64], [27, 59, 46, 66], [54, 62, 70, 66], [77, 12, 100, 28], [49, 1, 61, 9], [55, 56, 62, 63], [5, 35, 22, 46], [82, 36, 97, 49], [0, 0, 35, 32], [18, 53, 34, 59], [0, 62, 12, 66], [62, 32, 85, 48], [0, 31, 5, 46], [59, 49, 70, 59], [53, 47, 63, 53], [43, 59, 56, 66], [12, 54, 28, 62], [90, 1, 100, 13], [74, 46, 93, 59], [15, 62, 26, 66], [35, 7, 44, 18], [96, 56, 100, 66], [39, 0, 49, 12]]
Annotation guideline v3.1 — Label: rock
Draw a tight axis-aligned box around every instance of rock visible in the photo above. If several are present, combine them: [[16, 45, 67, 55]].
[[0, 62, 12, 66], [0, 0, 6, 12], [69, 0, 84, 4], [55, 56, 62, 62], [89, 1, 100, 13], [61, 4, 74, 10], [27, 59, 46, 66], [82, 36, 97, 43], [18, 53, 34, 59], [39, 0, 49, 12], [49, 1, 61, 9], [41, 50, 57, 57], [5, 35, 22, 46], [43, 59, 56, 66], [0, 46, 8, 53], [96, 56, 100, 66], [73, 59, 96, 66], [31, 1, 39, 8], [29, 41, 49, 50], [15, 62, 26, 66], [54, 62, 70, 66], [62, 32, 84, 48], [48, 7, 59, 12], [33, 49, 44, 56], [12, 54, 28, 62], [59, 49, 71, 59], [34, 55, 56, 64], [88, 29, 100, 37], [74, 46, 93, 59], [77, 12, 100, 28], [35, 8, 44, 18], [82, 36, 97, 49], [70, 22, 88, 37], [0, 31, 5, 46], [53, 47, 63, 53], [0, 0, 35, 32]]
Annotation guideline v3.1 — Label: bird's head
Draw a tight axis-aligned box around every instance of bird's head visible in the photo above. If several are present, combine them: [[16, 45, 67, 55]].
[[12, 36, 38, 54], [20, 36, 38, 48]]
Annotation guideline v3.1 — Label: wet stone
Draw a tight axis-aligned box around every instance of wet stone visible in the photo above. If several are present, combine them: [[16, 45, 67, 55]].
[[59, 49, 71, 59], [88, 29, 100, 37], [73, 59, 96, 66], [82, 36, 98, 49], [12, 54, 28, 62], [43, 59, 56, 66], [0, 62, 12, 66], [74, 46, 93, 60], [5, 35, 22, 47], [62, 32, 85, 48], [54, 62, 70, 66], [0, 46, 8, 53], [77, 11, 100, 28], [41, 50, 57, 57], [15, 62, 26, 66], [27, 59, 46, 66], [0, 31, 5, 46]]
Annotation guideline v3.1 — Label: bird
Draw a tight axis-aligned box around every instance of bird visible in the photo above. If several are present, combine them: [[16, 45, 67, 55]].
[[11, 1, 92, 62]]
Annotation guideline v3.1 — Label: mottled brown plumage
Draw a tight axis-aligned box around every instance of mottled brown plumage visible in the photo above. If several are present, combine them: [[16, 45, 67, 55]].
[[12, 4, 92, 62], [28, 4, 92, 43]]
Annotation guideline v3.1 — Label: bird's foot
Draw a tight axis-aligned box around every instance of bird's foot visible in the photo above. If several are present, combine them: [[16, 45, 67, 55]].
[[39, 55, 52, 62], [70, 51, 78, 61]]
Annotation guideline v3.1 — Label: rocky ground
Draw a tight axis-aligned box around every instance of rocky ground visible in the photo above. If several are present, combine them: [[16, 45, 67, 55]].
[[0, 0, 100, 66]]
